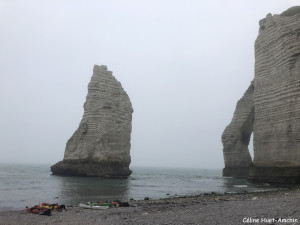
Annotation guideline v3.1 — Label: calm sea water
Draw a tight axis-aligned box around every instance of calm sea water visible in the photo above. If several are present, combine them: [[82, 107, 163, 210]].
[[0, 164, 274, 211]]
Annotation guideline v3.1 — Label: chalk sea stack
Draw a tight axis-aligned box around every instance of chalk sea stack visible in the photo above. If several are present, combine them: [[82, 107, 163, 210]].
[[222, 6, 300, 183], [51, 65, 133, 178]]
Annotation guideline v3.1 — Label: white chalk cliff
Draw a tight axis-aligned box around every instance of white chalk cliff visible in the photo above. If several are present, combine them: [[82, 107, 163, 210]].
[[51, 65, 133, 177], [222, 6, 300, 183]]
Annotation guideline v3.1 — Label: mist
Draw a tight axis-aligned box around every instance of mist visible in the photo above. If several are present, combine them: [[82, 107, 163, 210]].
[[0, 0, 297, 169]]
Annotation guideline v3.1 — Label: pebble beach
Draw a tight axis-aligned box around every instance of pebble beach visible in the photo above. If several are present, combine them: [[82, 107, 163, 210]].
[[0, 187, 299, 225]]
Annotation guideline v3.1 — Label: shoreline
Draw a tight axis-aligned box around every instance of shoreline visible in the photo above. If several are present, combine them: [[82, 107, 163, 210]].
[[0, 183, 295, 212], [0, 186, 299, 225]]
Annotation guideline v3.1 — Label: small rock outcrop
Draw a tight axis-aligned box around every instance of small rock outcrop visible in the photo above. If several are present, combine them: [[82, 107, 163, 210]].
[[222, 6, 300, 183], [51, 65, 133, 178]]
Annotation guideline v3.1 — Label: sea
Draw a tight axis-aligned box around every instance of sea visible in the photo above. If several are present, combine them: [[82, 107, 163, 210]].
[[0, 164, 276, 211]]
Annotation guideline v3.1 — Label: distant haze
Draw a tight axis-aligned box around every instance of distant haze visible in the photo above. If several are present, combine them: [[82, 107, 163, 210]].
[[0, 0, 298, 169]]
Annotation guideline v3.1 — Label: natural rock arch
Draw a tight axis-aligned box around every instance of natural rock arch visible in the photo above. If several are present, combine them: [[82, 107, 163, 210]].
[[222, 6, 300, 183], [222, 81, 254, 178]]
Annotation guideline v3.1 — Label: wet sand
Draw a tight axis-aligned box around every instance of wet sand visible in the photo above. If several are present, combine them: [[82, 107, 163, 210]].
[[0, 188, 299, 225]]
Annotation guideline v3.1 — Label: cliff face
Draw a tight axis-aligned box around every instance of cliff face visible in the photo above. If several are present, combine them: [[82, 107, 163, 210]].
[[250, 7, 300, 182], [222, 6, 300, 183], [51, 65, 133, 177]]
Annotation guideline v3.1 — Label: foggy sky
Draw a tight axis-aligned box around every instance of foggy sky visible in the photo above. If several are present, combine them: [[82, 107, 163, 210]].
[[0, 0, 298, 168]]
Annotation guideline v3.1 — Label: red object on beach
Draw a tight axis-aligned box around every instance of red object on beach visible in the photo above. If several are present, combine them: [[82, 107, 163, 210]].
[[26, 205, 51, 216]]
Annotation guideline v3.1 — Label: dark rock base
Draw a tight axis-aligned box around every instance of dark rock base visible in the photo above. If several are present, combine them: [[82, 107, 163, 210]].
[[223, 166, 250, 178], [50, 159, 132, 178], [248, 165, 300, 183]]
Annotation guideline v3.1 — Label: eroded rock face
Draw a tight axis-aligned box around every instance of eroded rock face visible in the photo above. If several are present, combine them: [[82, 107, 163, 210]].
[[222, 81, 254, 178], [250, 7, 300, 183], [51, 65, 133, 177], [222, 7, 300, 183]]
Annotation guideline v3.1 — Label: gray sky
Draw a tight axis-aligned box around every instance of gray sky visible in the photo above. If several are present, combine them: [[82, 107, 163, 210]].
[[0, 0, 298, 169]]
